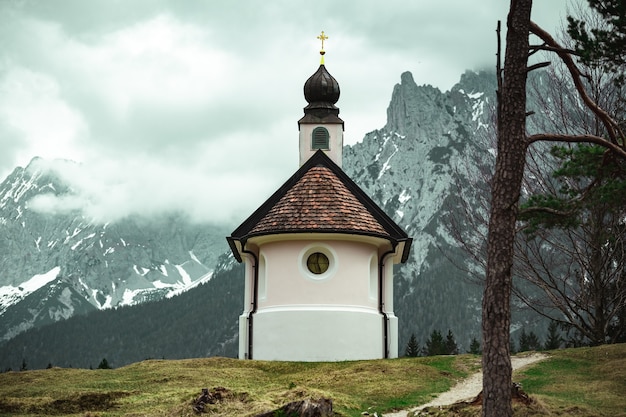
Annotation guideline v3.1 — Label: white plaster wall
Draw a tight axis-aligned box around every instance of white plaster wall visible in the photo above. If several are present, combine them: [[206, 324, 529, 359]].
[[299, 123, 344, 167], [237, 235, 400, 360], [253, 306, 384, 361], [258, 239, 378, 309]]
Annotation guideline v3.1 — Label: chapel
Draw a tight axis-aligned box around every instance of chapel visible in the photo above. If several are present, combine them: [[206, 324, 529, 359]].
[[227, 32, 412, 361]]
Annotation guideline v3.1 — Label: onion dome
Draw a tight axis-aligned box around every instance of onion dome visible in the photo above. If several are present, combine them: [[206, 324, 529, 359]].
[[303, 65, 340, 109], [302, 63, 341, 120]]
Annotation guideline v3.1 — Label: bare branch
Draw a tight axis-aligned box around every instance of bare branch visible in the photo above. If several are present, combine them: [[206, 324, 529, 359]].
[[527, 61, 551, 73], [527, 133, 626, 160], [529, 21, 625, 145], [518, 206, 575, 217], [529, 44, 579, 55]]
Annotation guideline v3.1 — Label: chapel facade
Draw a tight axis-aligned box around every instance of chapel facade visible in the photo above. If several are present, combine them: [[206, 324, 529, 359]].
[[227, 33, 411, 361]]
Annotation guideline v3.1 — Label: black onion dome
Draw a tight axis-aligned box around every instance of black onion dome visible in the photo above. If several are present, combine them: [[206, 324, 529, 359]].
[[303, 65, 340, 108]]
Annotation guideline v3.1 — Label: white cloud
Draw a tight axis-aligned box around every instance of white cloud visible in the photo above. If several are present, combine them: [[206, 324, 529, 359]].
[[0, 67, 88, 164], [26, 128, 295, 226], [1, 0, 572, 226]]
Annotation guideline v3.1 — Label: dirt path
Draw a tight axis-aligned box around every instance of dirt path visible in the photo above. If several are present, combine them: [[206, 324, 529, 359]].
[[383, 353, 548, 417]]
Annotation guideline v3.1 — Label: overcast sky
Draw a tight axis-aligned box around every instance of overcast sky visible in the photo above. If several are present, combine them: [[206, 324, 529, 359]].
[[0, 0, 571, 226]]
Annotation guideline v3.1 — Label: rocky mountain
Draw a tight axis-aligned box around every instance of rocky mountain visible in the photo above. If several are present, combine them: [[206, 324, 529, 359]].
[[0, 69, 552, 369], [0, 160, 229, 342]]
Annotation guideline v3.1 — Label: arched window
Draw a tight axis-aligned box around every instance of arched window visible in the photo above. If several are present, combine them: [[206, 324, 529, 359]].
[[311, 127, 330, 150], [369, 254, 378, 300], [258, 254, 267, 300]]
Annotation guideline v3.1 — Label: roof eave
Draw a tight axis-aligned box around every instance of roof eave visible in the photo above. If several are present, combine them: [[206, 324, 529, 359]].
[[226, 236, 243, 263], [229, 150, 411, 247]]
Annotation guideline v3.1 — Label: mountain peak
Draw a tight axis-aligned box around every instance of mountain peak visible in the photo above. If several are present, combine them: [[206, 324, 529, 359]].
[[400, 71, 415, 85]]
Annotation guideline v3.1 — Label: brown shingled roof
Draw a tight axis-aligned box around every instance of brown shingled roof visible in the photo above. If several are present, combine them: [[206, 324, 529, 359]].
[[228, 150, 411, 262], [249, 165, 389, 236]]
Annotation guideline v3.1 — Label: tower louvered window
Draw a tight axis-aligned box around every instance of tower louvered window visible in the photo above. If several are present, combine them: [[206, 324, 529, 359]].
[[311, 127, 330, 150]]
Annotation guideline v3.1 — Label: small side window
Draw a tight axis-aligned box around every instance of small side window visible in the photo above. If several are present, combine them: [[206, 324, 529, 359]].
[[312, 127, 330, 150]]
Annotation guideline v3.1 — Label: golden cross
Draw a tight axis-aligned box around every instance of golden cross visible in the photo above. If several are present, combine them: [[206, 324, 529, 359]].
[[317, 31, 328, 51]]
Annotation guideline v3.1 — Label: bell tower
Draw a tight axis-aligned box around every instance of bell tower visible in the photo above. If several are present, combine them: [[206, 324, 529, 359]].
[[298, 31, 344, 167]]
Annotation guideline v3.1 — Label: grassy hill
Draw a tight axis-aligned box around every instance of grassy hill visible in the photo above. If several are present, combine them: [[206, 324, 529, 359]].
[[0, 344, 624, 417]]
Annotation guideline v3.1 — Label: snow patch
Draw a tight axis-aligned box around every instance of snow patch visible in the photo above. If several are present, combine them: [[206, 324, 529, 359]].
[[399, 189, 411, 204], [0, 267, 61, 314], [175, 264, 192, 286], [133, 265, 150, 276], [189, 250, 201, 264], [102, 294, 113, 309], [71, 239, 84, 250], [166, 270, 214, 298], [19, 267, 61, 293], [121, 288, 138, 305], [377, 142, 399, 180]]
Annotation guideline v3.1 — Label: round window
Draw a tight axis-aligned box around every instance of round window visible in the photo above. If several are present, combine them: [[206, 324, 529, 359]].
[[306, 252, 330, 274]]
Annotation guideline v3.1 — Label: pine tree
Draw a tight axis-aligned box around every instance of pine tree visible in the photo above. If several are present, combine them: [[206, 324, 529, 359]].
[[518, 328, 541, 352], [445, 330, 458, 355], [424, 330, 447, 356], [527, 331, 541, 351], [567, 0, 626, 78], [405, 333, 420, 357], [469, 337, 481, 355], [97, 358, 112, 369], [20, 358, 27, 371], [544, 321, 563, 350]]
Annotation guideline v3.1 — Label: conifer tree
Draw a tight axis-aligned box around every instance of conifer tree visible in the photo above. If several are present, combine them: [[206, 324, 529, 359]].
[[405, 333, 420, 357], [518, 328, 541, 352], [445, 330, 459, 355], [567, 0, 626, 79], [518, 329, 530, 352], [544, 321, 563, 350], [424, 330, 447, 356], [527, 331, 541, 351], [469, 337, 481, 355], [97, 358, 112, 369]]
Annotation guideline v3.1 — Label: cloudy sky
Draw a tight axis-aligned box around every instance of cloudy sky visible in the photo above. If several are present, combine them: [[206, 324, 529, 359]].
[[0, 0, 571, 226]]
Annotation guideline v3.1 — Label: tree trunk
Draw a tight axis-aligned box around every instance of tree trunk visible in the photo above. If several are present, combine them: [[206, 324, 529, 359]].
[[482, 1, 532, 416]]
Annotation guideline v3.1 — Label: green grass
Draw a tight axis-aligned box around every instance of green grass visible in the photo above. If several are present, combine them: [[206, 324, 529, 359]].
[[516, 344, 626, 416], [0, 344, 623, 417], [0, 355, 471, 417]]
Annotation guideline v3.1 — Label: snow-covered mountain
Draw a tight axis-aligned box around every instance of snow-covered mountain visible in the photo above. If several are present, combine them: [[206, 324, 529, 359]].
[[0, 160, 228, 341]]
